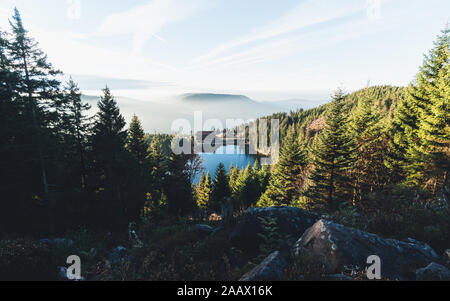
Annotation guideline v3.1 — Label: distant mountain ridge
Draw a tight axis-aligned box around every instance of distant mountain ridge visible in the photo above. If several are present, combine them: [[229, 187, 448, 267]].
[[180, 93, 255, 103], [80, 92, 328, 133]]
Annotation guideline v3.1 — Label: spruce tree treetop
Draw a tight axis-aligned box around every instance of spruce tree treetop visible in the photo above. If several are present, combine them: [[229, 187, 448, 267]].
[[9, 8, 61, 106], [350, 97, 381, 139], [396, 26, 449, 186], [93, 86, 127, 153], [59, 79, 91, 135], [211, 162, 230, 211], [127, 114, 149, 164], [306, 89, 354, 211], [57, 78, 92, 188]]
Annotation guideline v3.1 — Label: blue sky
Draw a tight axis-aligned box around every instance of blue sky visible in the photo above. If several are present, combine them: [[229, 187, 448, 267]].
[[0, 0, 449, 102]]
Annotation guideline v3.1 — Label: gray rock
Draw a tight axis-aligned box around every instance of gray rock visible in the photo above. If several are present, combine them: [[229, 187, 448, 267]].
[[294, 219, 443, 281], [240, 251, 287, 281], [230, 207, 319, 253], [416, 262, 450, 281], [193, 224, 214, 237]]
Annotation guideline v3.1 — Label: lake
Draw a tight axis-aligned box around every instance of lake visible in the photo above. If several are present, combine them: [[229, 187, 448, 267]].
[[194, 145, 258, 183]]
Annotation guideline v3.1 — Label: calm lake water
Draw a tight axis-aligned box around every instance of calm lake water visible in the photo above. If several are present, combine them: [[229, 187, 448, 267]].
[[194, 145, 258, 183]]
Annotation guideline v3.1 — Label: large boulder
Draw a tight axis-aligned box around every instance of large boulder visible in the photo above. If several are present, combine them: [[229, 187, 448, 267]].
[[230, 207, 319, 253], [294, 220, 443, 281], [416, 262, 450, 281], [240, 251, 287, 281]]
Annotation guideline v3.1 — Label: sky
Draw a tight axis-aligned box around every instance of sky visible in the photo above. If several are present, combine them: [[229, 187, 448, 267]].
[[0, 0, 449, 103]]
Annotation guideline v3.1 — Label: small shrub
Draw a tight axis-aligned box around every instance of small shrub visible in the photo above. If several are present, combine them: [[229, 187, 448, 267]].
[[336, 202, 359, 228], [357, 185, 450, 253], [283, 251, 331, 281], [251, 217, 288, 265]]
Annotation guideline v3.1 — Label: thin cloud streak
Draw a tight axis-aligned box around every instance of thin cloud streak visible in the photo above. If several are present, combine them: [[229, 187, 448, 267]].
[[98, 0, 207, 55], [191, 0, 366, 65]]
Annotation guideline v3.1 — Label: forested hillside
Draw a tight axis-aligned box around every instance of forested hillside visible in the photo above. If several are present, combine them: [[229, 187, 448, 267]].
[[255, 85, 406, 146], [0, 9, 448, 281]]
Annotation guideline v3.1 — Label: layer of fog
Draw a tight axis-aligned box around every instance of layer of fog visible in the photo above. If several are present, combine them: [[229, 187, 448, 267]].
[[82, 94, 327, 133]]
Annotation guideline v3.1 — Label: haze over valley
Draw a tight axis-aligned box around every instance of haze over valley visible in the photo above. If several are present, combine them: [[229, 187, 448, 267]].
[[82, 93, 324, 133]]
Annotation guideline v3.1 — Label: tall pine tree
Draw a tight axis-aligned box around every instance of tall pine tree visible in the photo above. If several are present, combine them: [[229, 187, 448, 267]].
[[59, 79, 92, 189], [91, 86, 129, 227], [126, 115, 149, 164], [413, 27, 449, 192], [349, 97, 390, 206], [306, 89, 353, 211], [391, 26, 449, 190], [8, 8, 63, 233], [165, 152, 196, 215], [211, 163, 230, 212], [258, 127, 308, 207]]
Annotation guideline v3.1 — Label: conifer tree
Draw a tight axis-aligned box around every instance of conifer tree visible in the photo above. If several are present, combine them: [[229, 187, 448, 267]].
[[8, 8, 63, 233], [92, 86, 127, 154], [203, 172, 212, 209], [229, 165, 240, 198], [125, 114, 152, 219], [91, 86, 129, 226], [418, 59, 449, 194], [391, 27, 449, 189], [258, 164, 271, 193], [211, 163, 230, 212], [349, 97, 390, 206], [0, 28, 25, 234], [148, 135, 167, 199], [127, 115, 149, 164], [258, 127, 308, 207], [232, 164, 256, 210], [306, 89, 354, 211], [165, 153, 196, 215], [60, 79, 92, 188], [195, 172, 212, 209], [413, 28, 449, 191], [196, 172, 206, 209]]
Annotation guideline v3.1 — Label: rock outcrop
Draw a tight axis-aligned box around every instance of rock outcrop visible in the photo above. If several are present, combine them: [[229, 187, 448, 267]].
[[294, 220, 443, 281], [416, 262, 450, 281], [230, 207, 319, 253], [240, 251, 287, 281]]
